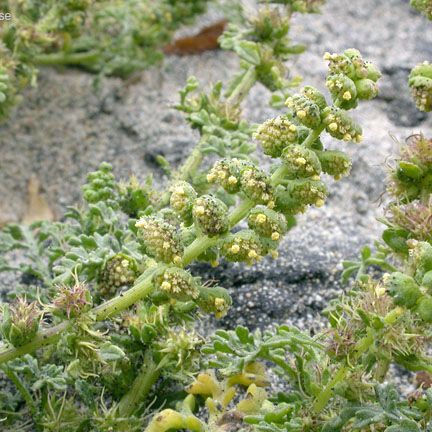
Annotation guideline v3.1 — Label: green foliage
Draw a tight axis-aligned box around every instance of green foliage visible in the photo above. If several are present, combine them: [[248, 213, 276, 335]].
[[4, 1, 431, 431], [411, 0, 432, 20], [0, 0, 210, 121]]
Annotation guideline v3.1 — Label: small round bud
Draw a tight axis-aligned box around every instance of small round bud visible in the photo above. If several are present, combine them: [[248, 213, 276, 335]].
[[99, 254, 138, 298], [248, 206, 287, 239], [254, 116, 299, 157], [302, 86, 328, 110], [322, 107, 362, 142], [326, 74, 358, 109], [275, 179, 328, 214], [417, 296, 432, 323], [355, 78, 379, 100], [192, 195, 229, 237], [281, 144, 322, 178], [1, 298, 41, 347], [207, 159, 246, 193], [136, 216, 183, 264], [314, 149, 352, 179], [153, 267, 199, 301], [169, 181, 197, 224], [240, 165, 274, 205], [222, 230, 264, 264], [196, 286, 232, 318], [409, 62, 432, 112], [386, 272, 421, 309], [285, 94, 322, 129]]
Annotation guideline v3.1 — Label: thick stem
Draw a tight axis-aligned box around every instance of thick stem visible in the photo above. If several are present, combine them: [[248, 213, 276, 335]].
[[117, 355, 160, 417], [302, 124, 326, 148], [181, 235, 220, 267], [227, 198, 255, 227]]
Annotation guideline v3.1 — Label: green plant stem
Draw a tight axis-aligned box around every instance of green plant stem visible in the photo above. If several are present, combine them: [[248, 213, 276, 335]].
[[1, 365, 37, 417], [312, 366, 348, 414], [183, 126, 322, 266], [0, 275, 154, 364], [33, 50, 100, 67], [117, 355, 160, 417], [225, 66, 257, 107], [0, 122, 328, 365], [302, 124, 326, 148]]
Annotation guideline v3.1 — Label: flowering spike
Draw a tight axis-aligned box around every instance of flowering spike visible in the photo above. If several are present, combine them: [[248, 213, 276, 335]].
[[170, 181, 197, 224], [285, 94, 321, 129], [409, 62, 432, 112], [247, 206, 287, 239], [254, 116, 299, 158], [136, 216, 183, 264], [98, 254, 139, 298], [192, 195, 229, 237], [281, 144, 322, 178]]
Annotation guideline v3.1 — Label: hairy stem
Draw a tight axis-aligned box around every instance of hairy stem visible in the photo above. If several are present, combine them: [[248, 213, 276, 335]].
[[117, 354, 160, 417]]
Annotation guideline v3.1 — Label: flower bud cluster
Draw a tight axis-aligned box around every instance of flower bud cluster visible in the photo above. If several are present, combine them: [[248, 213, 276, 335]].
[[98, 254, 139, 298], [207, 159, 244, 193], [253, 116, 299, 158], [324, 49, 380, 112], [322, 107, 362, 142], [285, 94, 321, 129], [409, 62, 432, 112], [314, 150, 352, 180], [240, 165, 274, 205], [82, 162, 117, 205], [222, 230, 264, 264], [52, 282, 92, 318], [153, 267, 200, 302], [281, 144, 322, 177], [195, 286, 232, 318], [207, 159, 274, 205], [1, 298, 41, 347], [192, 195, 229, 237], [247, 206, 287, 240], [170, 181, 197, 224], [136, 216, 183, 264], [275, 179, 328, 214], [118, 175, 151, 218]]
